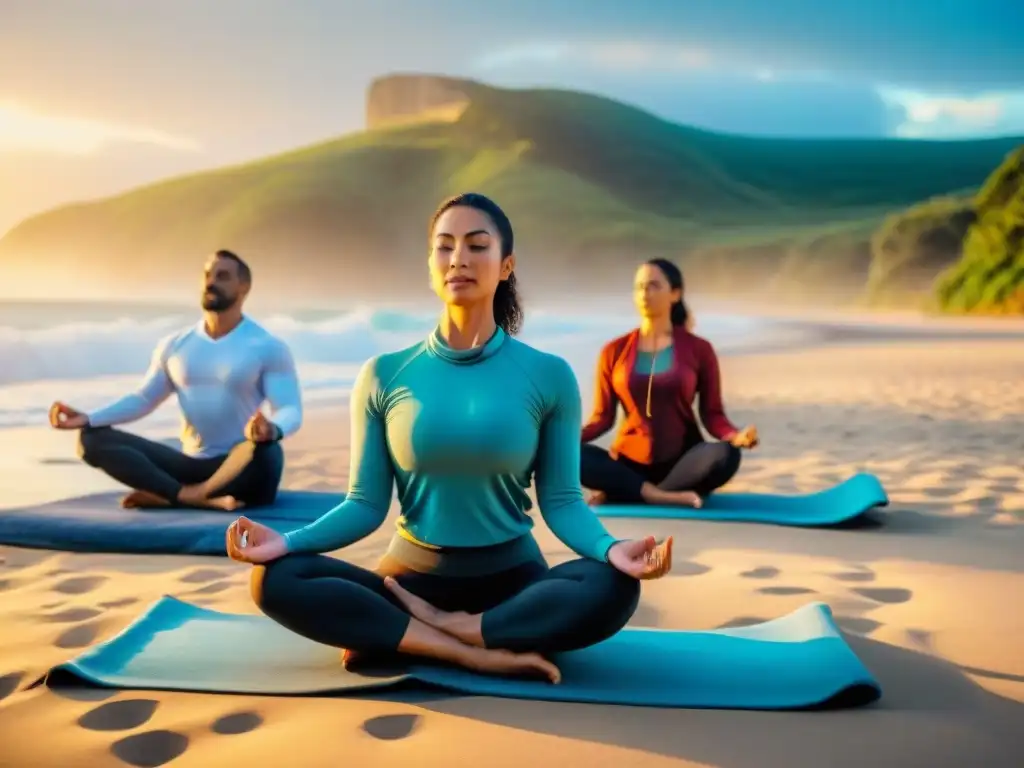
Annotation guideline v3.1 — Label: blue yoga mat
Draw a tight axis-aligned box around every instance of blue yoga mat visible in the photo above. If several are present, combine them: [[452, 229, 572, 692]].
[[0, 491, 345, 556], [594, 473, 888, 526], [46, 596, 881, 710]]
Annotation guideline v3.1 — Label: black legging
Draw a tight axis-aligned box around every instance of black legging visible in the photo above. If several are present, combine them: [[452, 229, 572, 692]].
[[581, 441, 741, 504], [252, 551, 641, 656], [76, 426, 284, 506]]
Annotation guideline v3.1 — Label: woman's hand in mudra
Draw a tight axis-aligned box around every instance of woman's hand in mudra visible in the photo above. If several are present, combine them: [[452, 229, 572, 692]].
[[225, 517, 288, 564], [730, 424, 759, 449], [607, 536, 673, 580]]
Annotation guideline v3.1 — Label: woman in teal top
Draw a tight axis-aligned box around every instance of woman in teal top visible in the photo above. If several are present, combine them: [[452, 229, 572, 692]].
[[226, 193, 672, 683]]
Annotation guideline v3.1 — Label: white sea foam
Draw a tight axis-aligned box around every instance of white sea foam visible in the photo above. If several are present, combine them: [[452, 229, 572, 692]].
[[0, 304, 780, 430]]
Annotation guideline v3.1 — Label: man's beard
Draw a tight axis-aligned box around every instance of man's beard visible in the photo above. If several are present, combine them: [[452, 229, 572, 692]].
[[201, 290, 235, 311]]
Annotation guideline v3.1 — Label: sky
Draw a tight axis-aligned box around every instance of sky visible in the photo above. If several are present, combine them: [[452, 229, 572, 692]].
[[1, 0, 1023, 236]]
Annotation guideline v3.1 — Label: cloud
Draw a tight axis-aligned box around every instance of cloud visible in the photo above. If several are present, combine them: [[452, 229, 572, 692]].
[[586, 42, 713, 71], [0, 101, 201, 155], [476, 41, 717, 75], [473, 39, 840, 88], [463, 3, 1024, 93], [472, 41, 900, 138], [474, 38, 1024, 139], [878, 88, 1024, 138]]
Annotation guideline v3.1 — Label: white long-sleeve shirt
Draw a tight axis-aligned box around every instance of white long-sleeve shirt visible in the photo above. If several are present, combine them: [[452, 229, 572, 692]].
[[87, 317, 303, 458]]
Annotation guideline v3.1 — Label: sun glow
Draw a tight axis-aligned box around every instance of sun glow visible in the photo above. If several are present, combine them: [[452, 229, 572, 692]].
[[0, 101, 200, 155]]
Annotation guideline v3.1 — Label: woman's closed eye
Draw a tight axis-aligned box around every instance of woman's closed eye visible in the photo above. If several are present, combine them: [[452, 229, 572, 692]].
[[435, 244, 487, 253]]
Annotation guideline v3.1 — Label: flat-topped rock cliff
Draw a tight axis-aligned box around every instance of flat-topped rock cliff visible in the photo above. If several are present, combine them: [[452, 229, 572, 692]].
[[365, 74, 477, 129]]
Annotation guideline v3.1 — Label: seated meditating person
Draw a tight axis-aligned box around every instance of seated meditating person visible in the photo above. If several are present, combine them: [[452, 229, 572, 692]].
[[580, 259, 758, 508], [224, 193, 672, 682], [48, 250, 302, 511]]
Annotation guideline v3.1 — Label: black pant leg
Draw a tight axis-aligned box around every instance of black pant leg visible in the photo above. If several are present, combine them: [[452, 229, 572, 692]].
[[657, 442, 742, 497], [76, 427, 217, 501]]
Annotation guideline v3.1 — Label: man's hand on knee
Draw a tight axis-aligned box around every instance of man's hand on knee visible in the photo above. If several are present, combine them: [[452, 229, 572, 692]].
[[244, 411, 281, 443]]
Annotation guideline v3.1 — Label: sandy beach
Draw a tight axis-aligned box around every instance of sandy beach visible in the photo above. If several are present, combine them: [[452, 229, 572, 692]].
[[1, 326, 1023, 767]]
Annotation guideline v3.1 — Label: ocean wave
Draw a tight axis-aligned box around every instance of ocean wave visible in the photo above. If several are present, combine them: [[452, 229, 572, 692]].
[[0, 305, 772, 429]]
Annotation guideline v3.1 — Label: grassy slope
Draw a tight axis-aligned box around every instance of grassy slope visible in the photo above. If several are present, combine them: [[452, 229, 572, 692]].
[[865, 191, 978, 306], [1, 81, 1020, 300], [934, 147, 1024, 313]]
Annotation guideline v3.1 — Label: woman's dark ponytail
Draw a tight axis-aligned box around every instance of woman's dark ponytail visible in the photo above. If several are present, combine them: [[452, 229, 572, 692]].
[[493, 272, 523, 335], [670, 299, 689, 328], [430, 192, 524, 336]]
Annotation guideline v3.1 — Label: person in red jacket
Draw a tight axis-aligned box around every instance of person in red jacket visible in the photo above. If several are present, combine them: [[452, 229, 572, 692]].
[[581, 259, 759, 507]]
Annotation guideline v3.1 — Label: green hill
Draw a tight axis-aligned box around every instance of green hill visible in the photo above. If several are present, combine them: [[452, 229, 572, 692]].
[[1, 76, 1020, 302], [934, 147, 1024, 314], [865, 191, 977, 306]]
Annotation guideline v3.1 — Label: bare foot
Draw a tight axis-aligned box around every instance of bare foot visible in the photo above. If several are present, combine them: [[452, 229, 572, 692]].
[[383, 576, 479, 644], [344, 642, 559, 684], [120, 490, 170, 509], [396, 617, 561, 684], [465, 646, 562, 684], [176, 483, 243, 511], [665, 490, 702, 508], [641, 483, 703, 508], [357, 640, 560, 684], [586, 490, 607, 507], [203, 495, 243, 511]]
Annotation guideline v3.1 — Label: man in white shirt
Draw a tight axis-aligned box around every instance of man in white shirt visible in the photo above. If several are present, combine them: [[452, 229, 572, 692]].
[[48, 250, 303, 511]]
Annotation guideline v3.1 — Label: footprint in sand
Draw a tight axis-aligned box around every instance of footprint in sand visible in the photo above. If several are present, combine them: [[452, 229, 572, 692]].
[[211, 711, 263, 735], [757, 586, 817, 596], [673, 561, 711, 577], [42, 607, 103, 623], [187, 581, 233, 596], [905, 628, 934, 651], [0, 671, 25, 701], [0, 578, 16, 592], [55, 621, 102, 649], [991, 480, 1019, 496], [78, 699, 159, 731], [835, 616, 883, 635], [361, 714, 422, 741], [110, 730, 189, 768], [740, 566, 780, 580], [852, 587, 913, 605], [923, 486, 962, 500], [178, 568, 230, 584], [41, 601, 67, 610], [53, 575, 107, 595], [38, 457, 79, 466], [829, 565, 876, 583], [45, 568, 74, 577], [100, 597, 139, 609], [716, 616, 769, 629]]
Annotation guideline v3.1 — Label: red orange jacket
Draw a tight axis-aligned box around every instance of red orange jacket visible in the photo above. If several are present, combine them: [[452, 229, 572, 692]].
[[581, 325, 738, 464]]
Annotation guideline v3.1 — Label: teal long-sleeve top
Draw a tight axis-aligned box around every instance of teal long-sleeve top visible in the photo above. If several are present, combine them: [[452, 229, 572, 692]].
[[282, 326, 619, 562]]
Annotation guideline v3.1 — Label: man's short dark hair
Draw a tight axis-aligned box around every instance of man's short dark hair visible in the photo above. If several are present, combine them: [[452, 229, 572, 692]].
[[214, 249, 251, 283]]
